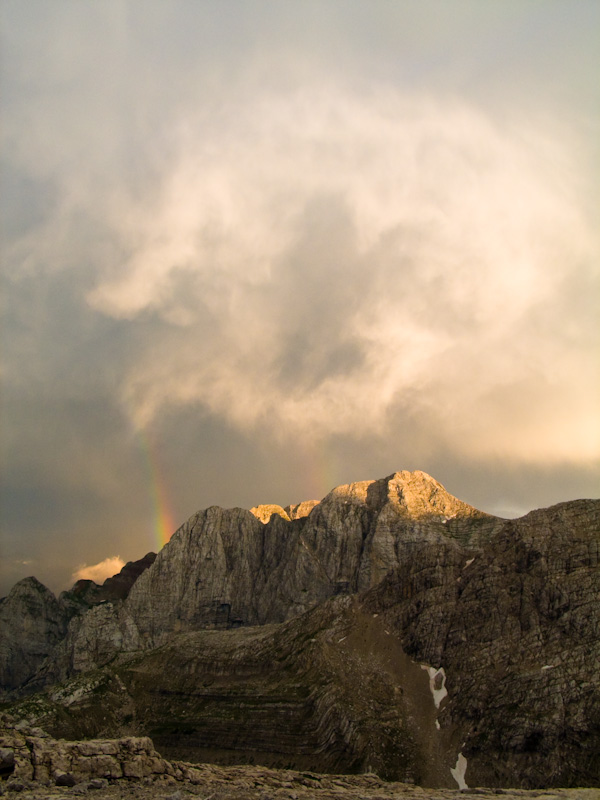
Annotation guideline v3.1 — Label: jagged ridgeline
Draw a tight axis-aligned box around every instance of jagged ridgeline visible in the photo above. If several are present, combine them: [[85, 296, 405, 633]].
[[1, 471, 599, 789]]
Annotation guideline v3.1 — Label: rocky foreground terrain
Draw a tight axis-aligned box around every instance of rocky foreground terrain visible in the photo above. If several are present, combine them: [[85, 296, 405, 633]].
[[1, 721, 599, 800], [1, 471, 599, 792]]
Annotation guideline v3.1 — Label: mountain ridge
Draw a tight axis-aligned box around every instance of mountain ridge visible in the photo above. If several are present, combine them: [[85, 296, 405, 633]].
[[1, 470, 599, 789]]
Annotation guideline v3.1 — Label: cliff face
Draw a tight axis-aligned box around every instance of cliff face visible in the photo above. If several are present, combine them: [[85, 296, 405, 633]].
[[0, 578, 66, 693], [124, 471, 500, 645], [364, 498, 600, 787], [1, 471, 599, 789]]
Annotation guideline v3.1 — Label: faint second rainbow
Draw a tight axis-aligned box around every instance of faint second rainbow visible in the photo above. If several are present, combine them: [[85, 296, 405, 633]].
[[301, 441, 340, 501]]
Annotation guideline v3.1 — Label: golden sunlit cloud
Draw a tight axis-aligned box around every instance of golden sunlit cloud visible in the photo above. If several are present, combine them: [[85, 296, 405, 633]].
[[72, 556, 125, 585]]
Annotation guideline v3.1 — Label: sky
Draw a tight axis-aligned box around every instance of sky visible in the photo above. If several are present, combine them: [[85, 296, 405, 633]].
[[1, 0, 599, 596]]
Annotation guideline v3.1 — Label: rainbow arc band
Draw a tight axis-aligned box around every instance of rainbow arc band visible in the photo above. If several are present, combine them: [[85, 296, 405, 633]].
[[137, 435, 338, 551], [138, 428, 177, 550]]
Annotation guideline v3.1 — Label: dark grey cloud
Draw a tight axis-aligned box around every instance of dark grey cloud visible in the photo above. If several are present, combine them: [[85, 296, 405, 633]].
[[1, 0, 598, 595]]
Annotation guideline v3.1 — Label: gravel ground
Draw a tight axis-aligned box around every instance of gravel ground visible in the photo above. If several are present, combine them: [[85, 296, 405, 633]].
[[1, 763, 599, 800]]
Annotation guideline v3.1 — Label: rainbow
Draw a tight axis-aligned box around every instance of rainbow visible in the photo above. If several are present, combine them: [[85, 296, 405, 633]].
[[135, 432, 341, 552], [300, 442, 340, 501], [137, 427, 177, 551]]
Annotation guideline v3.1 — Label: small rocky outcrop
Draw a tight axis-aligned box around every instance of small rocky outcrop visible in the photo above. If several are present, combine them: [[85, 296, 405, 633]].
[[250, 500, 319, 523], [250, 503, 293, 522], [285, 499, 320, 519], [0, 725, 167, 785]]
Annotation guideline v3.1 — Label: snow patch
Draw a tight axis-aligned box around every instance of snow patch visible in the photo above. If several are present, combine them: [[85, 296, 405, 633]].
[[451, 752, 468, 790], [541, 664, 555, 670], [422, 665, 448, 709], [464, 558, 474, 568], [435, 720, 440, 730]]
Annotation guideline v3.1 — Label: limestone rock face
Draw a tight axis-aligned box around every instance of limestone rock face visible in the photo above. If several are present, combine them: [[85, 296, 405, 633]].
[[124, 471, 500, 646], [0, 721, 172, 784], [46, 603, 142, 683], [365, 497, 600, 788], [0, 578, 66, 694], [0, 554, 156, 696]]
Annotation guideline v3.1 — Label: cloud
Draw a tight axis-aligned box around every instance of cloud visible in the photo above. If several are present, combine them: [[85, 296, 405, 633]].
[[1, 3, 598, 600], [79, 85, 598, 464], [72, 556, 125, 585], [2, 5, 598, 482]]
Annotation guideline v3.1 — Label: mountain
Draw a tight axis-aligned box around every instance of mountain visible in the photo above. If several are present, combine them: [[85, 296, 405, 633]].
[[0, 552, 156, 694], [1, 470, 598, 790]]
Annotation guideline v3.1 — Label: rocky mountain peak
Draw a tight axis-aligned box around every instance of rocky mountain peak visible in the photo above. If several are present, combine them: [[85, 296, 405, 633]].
[[248, 471, 479, 526], [117, 470, 499, 647], [98, 552, 157, 601], [320, 469, 490, 519], [250, 500, 320, 523], [250, 504, 291, 523], [0, 578, 64, 693], [385, 470, 491, 519], [6, 575, 54, 597], [1, 576, 59, 618]]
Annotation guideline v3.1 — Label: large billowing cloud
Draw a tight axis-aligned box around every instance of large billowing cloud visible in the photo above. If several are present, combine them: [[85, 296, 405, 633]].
[[77, 87, 598, 465], [1, 2, 599, 595]]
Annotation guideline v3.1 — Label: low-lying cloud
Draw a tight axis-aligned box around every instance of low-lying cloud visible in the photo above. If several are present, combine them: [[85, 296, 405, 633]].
[[72, 557, 125, 585]]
